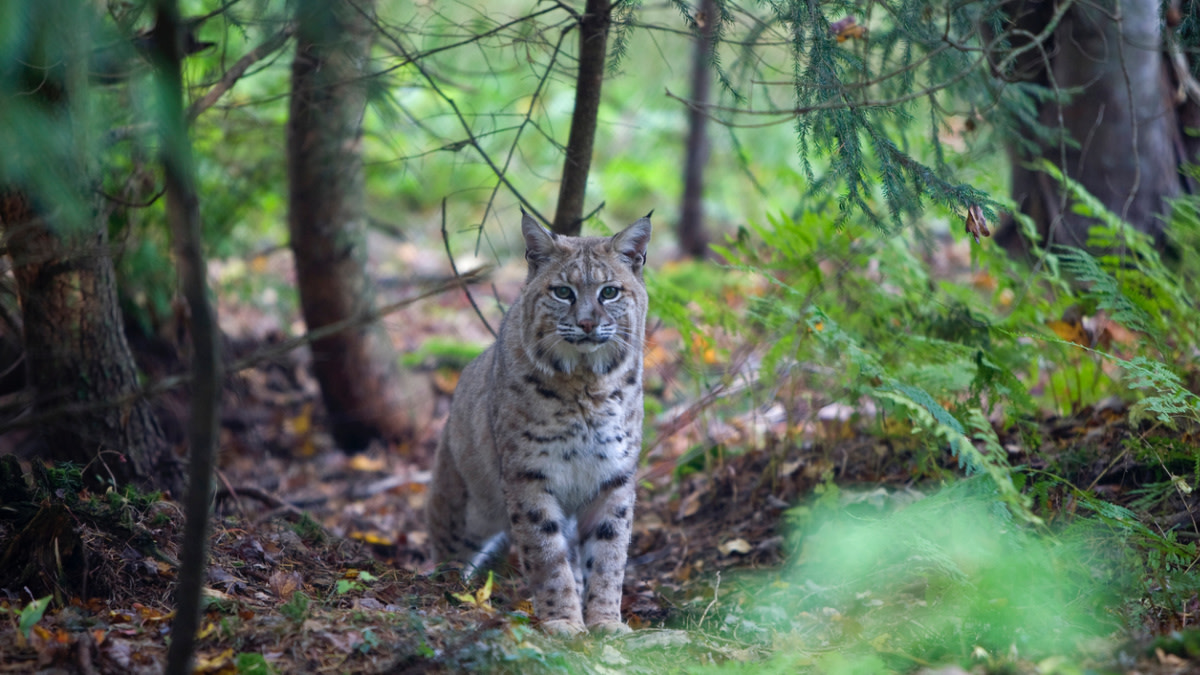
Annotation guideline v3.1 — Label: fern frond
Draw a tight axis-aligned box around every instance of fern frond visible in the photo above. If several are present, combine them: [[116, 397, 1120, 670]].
[[1123, 356, 1200, 427], [1054, 247, 1159, 345]]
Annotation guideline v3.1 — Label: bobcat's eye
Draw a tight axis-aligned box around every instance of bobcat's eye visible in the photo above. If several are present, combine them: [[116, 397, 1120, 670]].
[[598, 286, 619, 301], [551, 286, 574, 301]]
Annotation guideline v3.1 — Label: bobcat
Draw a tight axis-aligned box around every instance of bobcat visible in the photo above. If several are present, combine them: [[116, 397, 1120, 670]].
[[427, 210, 652, 636]]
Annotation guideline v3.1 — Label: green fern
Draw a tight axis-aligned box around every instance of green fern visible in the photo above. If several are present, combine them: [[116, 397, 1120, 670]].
[[1041, 161, 1198, 352], [1123, 356, 1200, 427], [1054, 246, 1161, 348]]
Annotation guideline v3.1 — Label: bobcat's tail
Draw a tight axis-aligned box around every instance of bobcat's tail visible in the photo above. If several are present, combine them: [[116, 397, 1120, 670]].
[[466, 532, 510, 582]]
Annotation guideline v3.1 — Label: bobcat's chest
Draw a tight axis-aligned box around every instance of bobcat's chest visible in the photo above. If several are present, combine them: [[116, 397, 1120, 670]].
[[513, 389, 637, 515]]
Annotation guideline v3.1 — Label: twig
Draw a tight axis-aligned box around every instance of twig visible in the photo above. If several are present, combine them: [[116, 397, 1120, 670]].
[[664, 50, 988, 125], [441, 199, 497, 338], [580, 200, 606, 225], [475, 24, 571, 254], [369, 4, 563, 78], [697, 570, 720, 630], [214, 484, 290, 509], [214, 469, 248, 520], [490, 282, 506, 315], [96, 185, 167, 208], [187, 23, 295, 121], [362, 7, 553, 226], [190, 0, 244, 24]]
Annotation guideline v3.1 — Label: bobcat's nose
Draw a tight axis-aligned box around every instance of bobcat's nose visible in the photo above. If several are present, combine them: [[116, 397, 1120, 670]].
[[578, 319, 596, 334]]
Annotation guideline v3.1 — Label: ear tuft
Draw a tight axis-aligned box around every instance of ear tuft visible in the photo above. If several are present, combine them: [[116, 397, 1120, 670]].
[[610, 215, 652, 273], [522, 211, 558, 271]]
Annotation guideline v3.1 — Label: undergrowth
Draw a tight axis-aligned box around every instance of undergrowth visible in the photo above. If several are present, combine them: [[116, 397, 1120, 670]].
[[645, 168, 1200, 670]]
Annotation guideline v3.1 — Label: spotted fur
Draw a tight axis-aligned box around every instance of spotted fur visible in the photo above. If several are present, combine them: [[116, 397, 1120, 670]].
[[427, 211, 651, 636]]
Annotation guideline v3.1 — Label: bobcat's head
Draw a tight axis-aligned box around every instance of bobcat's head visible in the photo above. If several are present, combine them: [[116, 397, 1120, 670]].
[[519, 211, 652, 376]]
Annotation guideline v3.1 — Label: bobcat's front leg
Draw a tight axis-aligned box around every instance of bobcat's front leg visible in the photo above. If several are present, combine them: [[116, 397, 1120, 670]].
[[579, 479, 635, 633], [504, 486, 585, 635]]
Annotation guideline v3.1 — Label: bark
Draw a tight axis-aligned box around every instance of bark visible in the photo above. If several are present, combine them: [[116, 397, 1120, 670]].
[[678, 0, 717, 258], [552, 0, 612, 236], [288, 0, 417, 452], [993, 0, 1195, 256], [2, 193, 181, 493]]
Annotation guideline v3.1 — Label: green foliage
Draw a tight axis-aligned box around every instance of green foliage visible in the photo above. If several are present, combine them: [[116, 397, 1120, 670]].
[[2, 596, 52, 641], [290, 513, 326, 545], [772, 479, 1127, 669], [36, 463, 85, 496], [1044, 161, 1198, 353], [235, 652, 275, 675], [399, 338, 488, 369], [1123, 356, 1200, 428], [336, 570, 378, 596], [748, 1, 1012, 228], [689, 206, 1044, 507], [646, 174, 1200, 669], [356, 627, 381, 655], [279, 592, 311, 624]]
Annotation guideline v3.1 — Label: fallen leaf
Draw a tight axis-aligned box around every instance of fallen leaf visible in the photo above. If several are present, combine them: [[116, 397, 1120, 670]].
[[690, 333, 719, 365], [432, 368, 460, 395], [196, 620, 217, 639], [451, 570, 495, 611], [677, 489, 705, 520], [779, 458, 804, 477], [997, 288, 1015, 308], [1046, 307, 1089, 347], [348, 454, 386, 472], [290, 403, 312, 436], [349, 530, 394, 546], [269, 570, 303, 600], [193, 648, 235, 675], [971, 271, 996, 291]]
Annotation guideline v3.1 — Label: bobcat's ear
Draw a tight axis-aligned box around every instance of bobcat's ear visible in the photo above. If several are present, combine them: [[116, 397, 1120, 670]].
[[611, 213, 652, 274], [522, 210, 558, 272]]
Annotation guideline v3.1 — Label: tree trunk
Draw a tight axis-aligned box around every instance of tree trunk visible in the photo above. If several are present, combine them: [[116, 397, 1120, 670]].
[[288, 0, 417, 452], [678, 0, 716, 258], [3, 193, 181, 493], [552, 0, 612, 236], [0, 5, 181, 494], [994, 0, 1196, 255], [148, 1, 223, 672]]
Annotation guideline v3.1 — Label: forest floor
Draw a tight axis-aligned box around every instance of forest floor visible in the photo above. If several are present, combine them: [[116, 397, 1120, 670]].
[[1, 231, 1199, 674]]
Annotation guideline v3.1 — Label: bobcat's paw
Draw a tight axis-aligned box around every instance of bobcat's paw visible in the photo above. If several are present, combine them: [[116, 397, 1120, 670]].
[[540, 619, 587, 637], [588, 620, 632, 636]]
